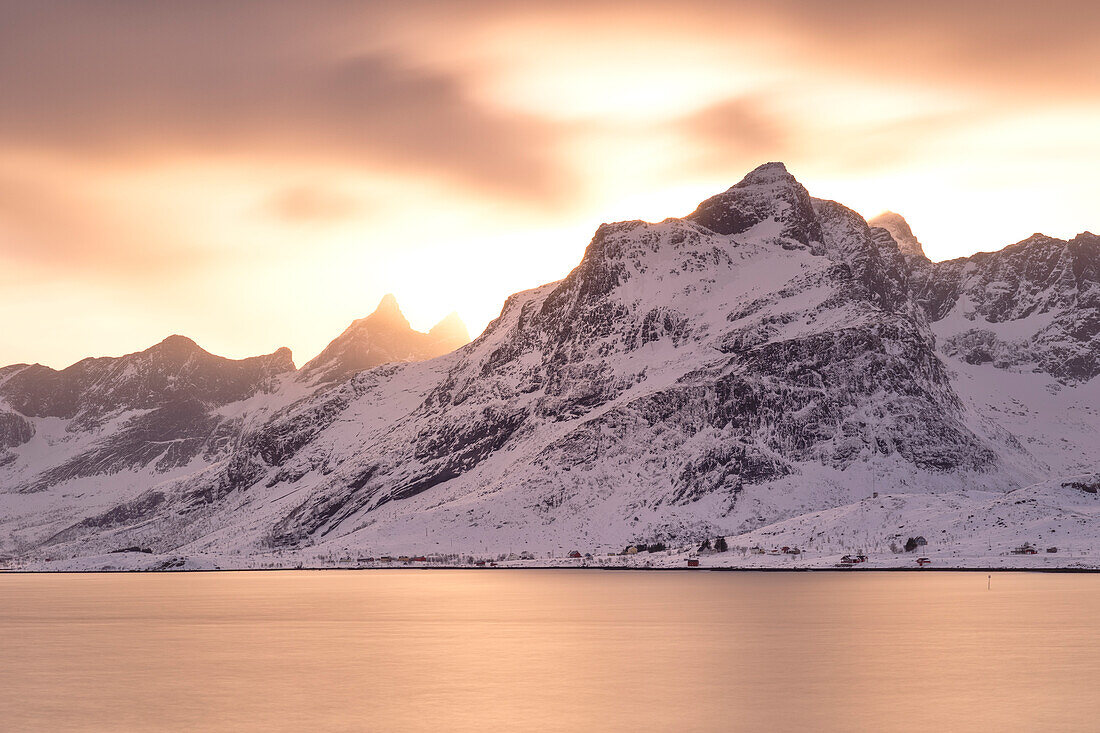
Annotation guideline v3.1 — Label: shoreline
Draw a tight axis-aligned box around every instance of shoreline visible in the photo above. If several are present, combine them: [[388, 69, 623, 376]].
[[4, 565, 1099, 575]]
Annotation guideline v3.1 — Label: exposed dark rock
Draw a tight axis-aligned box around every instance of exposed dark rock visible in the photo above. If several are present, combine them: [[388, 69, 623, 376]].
[[0, 410, 33, 449], [1063, 475, 1099, 494]]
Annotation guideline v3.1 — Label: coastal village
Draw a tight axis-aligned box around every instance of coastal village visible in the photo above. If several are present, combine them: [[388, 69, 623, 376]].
[[4, 536, 1090, 572]]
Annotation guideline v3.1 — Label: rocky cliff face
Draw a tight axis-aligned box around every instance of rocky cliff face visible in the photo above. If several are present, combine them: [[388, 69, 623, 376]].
[[898, 227, 1100, 382], [0, 336, 295, 493], [869, 211, 927, 259], [2, 163, 1097, 561]]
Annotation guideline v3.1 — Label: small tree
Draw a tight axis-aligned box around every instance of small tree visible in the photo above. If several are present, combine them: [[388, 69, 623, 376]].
[[699, 538, 711, 551], [714, 537, 729, 552]]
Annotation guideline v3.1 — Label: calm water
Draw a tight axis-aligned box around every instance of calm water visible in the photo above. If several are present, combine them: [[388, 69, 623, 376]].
[[1, 570, 1097, 732]]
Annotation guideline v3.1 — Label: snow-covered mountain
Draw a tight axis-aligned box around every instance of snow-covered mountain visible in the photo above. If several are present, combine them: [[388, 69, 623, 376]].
[[2, 163, 1097, 568]]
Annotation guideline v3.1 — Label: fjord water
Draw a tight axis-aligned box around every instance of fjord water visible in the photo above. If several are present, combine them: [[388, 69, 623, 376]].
[[1, 571, 1097, 732]]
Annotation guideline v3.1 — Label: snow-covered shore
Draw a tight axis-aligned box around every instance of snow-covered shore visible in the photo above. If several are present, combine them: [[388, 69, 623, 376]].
[[7, 553, 1098, 573]]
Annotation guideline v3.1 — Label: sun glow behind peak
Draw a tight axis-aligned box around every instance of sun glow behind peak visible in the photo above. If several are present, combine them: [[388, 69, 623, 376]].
[[1, 1, 1098, 368]]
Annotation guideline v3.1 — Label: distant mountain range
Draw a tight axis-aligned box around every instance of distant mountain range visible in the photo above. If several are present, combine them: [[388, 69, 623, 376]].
[[2, 163, 1097, 569], [301, 294, 469, 384]]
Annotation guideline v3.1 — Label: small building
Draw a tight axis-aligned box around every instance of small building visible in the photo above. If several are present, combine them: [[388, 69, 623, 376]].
[[917, 557, 931, 567], [687, 558, 700, 567], [568, 550, 582, 559], [1046, 547, 1059, 553], [625, 546, 639, 555]]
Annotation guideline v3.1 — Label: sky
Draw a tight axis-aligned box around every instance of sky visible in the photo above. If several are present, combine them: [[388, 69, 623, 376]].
[[1, 1, 1098, 369]]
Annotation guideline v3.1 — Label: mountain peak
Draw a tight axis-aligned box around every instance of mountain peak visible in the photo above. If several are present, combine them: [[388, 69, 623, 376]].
[[1071, 231, 1099, 251], [366, 293, 411, 331], [376, 292, 400, 313], [158, 334, 199, 348], [147, 334, 205, 360], [734, 161, 795, 188], [300, 298, 468, 383], [267, 346, 296, 371], [686, 161, 821, 245], [373, 293, 403, 317], [428, 312, 470, 352], [869, 211, 927, 259]]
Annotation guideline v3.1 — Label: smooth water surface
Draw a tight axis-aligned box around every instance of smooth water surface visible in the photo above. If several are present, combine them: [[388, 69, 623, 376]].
[[1, 570, 1097, 732]]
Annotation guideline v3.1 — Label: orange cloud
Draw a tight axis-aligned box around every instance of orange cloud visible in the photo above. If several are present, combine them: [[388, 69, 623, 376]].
[[0, 0, 1097, 370], [262, 185, 366, 224], [0, 6, 569, 200]]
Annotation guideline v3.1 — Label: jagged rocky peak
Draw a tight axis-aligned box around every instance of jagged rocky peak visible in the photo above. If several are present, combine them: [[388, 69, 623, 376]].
[[904, 225, 1100, 383], [869, 211, 927, 259], [269, 346, 295, 368], [1070, 231, 1100, 279], [299, 294, 470, 384], [735, 160, 796, 186], [367, 293, 411, 330], [686, 161, 823, 247]]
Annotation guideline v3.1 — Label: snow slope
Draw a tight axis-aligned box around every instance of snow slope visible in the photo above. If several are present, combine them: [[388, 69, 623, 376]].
[[2, 163, 1097, 569]]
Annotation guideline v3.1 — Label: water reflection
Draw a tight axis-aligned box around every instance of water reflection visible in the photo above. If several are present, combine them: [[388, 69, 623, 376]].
[[1, 571, 1097, 732]]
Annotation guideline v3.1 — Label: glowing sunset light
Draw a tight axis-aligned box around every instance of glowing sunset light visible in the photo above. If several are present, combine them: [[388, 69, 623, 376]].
[[0, 1, 1097, 368]]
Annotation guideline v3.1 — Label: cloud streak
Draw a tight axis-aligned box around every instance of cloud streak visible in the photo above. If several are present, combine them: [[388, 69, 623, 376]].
[[0, 4, 567, 199], [0, 0, 1097, 369]]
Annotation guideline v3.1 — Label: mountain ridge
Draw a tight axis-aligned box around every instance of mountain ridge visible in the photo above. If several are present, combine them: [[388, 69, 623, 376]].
[[2, 163, 1097, 568], [299, 294, 470, 384]]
